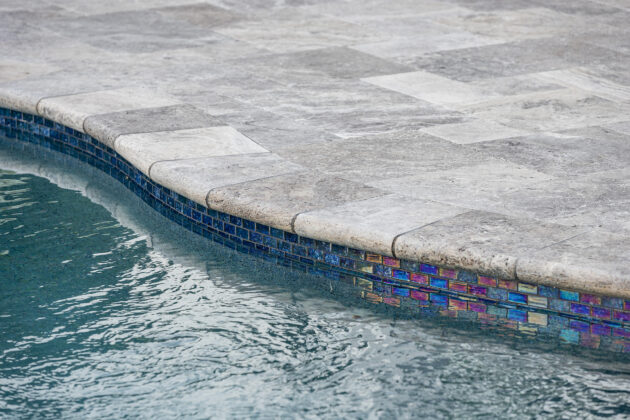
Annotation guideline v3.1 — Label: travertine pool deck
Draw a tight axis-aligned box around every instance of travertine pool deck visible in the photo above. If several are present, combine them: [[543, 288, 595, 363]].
[[1, 0, 630, 297]]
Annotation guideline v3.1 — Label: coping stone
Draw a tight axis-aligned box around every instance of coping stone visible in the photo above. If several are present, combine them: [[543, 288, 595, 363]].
[[149, 153, 304, 206], [206, 171, 386, 232], [294, 194, 467, 256], [516, 230, 630, 298], [393, 210, 582, 280], [115, 126, 268, 176], [37, 87, 182, 132], [83, 104, 224, 149]]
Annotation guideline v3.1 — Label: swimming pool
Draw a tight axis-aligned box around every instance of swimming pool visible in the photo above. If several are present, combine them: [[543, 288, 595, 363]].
[[2, 138, 630, 418]]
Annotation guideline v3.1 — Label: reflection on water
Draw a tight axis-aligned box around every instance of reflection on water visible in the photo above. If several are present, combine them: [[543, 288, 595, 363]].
[[1, 139, 630, 419]]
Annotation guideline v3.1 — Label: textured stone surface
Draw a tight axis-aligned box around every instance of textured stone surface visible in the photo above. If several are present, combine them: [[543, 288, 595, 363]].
[[294, 195, 466, 256], [206, 172, 385, 232], [150, 153, 304, 206], [394, 211, 581, 280], [83, 104, 224, 148], [115, 126, 268, 175], [2, 0, 630, 293], [37, 88, 181, 132], [517, 231, 630, 298]]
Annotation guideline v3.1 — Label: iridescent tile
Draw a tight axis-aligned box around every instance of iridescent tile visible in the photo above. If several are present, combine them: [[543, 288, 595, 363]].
[[400, 260, 420, 272], [384, 297, 400, 307], [356, 278, 373, 291], [613, 311, 630, 322], [528, 295, 548, 308], [392, 287, 410, 297], [449, 299, 467, 311], [457, 270, 478, 283], [469, 286, 487, 296], [469, 302, 486, 313], [383, 256, 400, 268], [601, 296, 623, 309], [508, 292, 528, 304], [324, 253, 340, 266], [508, 309, 527, 323], [591, 324, 612, 336], [431, 294, 448, 306], [478, 276, 497, 287], [580, 294, 601, 305], [366, 253, 382, 263], [498, 279, 517, 290], [549, 298, 570, 312], [449, 282, 468, 293], [374, 284, 391, 295], [487, 287, 508, 301], [410, 273, 429, 284], [392, 269, 409, 281], [580, 333, 600, 349], [374, 265, 392, 277], [559, 290, 579, 302], [570, 303, 591, 316], [528, 312, 547, 326], [410, 290, 429, 301], [592, 307, 611, 319], [430, 277, 448, 289], [356, 261, 373, 274], [625, 301, 630, 311], [420, 263, 438, 275], [439, 268, 457, 279], [518, 283, 537, 294], [560, 329, 580, 344], [364, 292, 383, 304], [486, 305, 507, 318], [570, 320, 590, 332], [613, 328, 630, 339]]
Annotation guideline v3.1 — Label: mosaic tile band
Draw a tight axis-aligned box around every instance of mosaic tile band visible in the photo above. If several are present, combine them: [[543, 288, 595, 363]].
[[1, 107, 629, 353]]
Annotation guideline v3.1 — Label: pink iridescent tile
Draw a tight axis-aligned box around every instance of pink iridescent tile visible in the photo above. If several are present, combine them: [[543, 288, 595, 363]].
[[580, 294, 601, 305], [478, 276, 497, 287], [449, 299, 467, 310], [449, 282, 468, 292], [439, 268, 457, 279], [382, 256, 400, 267], [410, 290, 429, 301], [410, 273, 428, 284], [498, 279, 517, 290], [469, 302, 486, 313]]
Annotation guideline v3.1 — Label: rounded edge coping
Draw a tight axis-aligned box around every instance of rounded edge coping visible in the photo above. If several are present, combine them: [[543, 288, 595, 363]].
[[1, 100, 629, 299]]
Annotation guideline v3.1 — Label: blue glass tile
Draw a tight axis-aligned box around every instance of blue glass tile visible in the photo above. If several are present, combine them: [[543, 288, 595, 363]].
[[324, 253, 340, 265], [430, 277, 448, 289], [420, 264, 438, 275], [270, 227, 284, 239], [393, 287, 410, 297], [339, 257, 354, 269], [236, 227, 249, 239], [550, 298, 570, 312], [508, 292, 527, 304], [602, 297, 623, 309], [279, 241, 291, 252], [570, 303, 591, 316], [430, 294, 448, 306], [570, 320, 590, 332], [250, 232, 263, 244], [507, 309, 527, 323], [559, 290, 579, 302], [331, 244, 346, 255], [457, 270, 477, 283], [374, 265, 392, 277], [255, 223, 270, 234], [284, 232, 298, 243], [308, 248, 324, 261], [392, 269, 409, 281], [292, 245, 307, 257], [538, 285, 558, 298], [487, 287, 508, 301], [242, 219, 255, 230], [560, 329, 580, 344]]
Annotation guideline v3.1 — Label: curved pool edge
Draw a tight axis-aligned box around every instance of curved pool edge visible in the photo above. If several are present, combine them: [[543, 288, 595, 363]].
[[2, 106, 630, 352]]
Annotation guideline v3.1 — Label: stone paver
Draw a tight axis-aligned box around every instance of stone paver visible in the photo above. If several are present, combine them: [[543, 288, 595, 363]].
[[2, 0, 630, 294]]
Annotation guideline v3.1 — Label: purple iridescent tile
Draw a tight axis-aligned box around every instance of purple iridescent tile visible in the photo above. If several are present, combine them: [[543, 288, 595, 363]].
[[570, 303, 591, 316], [570, 320, 590, 332], [469, 286, 487, 296], [591, 324, 611, 336], [613, 311, 630, 322], [592, 307, 611, 319]]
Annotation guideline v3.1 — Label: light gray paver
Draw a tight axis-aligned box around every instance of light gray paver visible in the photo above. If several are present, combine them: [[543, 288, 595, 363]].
[[516, 231, 630, 298], [294, 195, 467, 256], [115, 126, 268, 176], [83, 104, 224, 149], [206, 172, 385, 232], [150, 153, 304, 206], [37, 88, 181, 132], [394, 211, 582, 280], [2, 0, 630, 294]]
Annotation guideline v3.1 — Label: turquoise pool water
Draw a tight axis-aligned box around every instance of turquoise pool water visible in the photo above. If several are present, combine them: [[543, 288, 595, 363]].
[[1, 139, 630, 419]]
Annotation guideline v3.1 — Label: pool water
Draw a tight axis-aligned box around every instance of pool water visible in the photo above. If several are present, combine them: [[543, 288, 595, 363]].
[[1, 139, 630, 419]]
